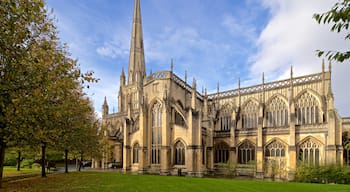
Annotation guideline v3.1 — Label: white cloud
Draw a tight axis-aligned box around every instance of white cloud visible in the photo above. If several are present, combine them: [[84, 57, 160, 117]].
[[96, 41, 129, 59], [251, 0, 350, 116]]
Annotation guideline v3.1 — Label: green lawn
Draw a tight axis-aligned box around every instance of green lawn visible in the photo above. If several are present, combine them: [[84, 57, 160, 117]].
[[3, 166, 40, 177], [2, 171, 350, 192]]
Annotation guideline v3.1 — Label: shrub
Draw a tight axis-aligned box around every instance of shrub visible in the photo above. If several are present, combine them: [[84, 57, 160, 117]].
[[21, 159, 34, 168], [296, 164, 350, 184]]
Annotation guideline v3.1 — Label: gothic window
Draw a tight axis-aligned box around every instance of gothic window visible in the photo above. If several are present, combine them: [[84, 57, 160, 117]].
[[266, 97, 289, 128], [151, 102, 162, 164], [214, 142, 230, 163], [174, 110, 185, 127], [265, 140, 286, 158], [242, 100, 258, 129], [133, 143, 139, 164], [298, 138, 321, 166], [174, 141, 185, 165], [238, 140, 256, 164], [218, 105, 232, 131], [295, 92, 320, 125]]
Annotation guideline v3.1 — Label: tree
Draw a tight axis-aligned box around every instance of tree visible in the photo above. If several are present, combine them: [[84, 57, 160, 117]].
[[314, 0, 350, 62], [56, 90, 101, 173], [0, 0, 97, 186]]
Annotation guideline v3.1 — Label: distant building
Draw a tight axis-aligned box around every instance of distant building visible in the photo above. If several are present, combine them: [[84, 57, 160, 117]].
[[93, 0, 349, 180]]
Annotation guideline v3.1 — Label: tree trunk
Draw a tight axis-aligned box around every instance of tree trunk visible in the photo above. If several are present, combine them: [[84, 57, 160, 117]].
[[78, 154, 83, 172], [41, 142, 46, 177], [65, 149, 68, 173], [17, 150, 21, 171], [0, 141, 6, 188]]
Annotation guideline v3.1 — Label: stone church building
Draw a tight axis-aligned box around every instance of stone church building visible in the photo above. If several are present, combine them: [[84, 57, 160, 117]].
[[93, 0, 349, 180]]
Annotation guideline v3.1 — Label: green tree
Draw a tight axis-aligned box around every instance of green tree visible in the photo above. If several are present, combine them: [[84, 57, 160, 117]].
[[314, 0, 350, 62]]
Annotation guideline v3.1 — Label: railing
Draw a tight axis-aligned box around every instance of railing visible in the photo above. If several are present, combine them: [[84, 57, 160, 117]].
[[145, 71, 204, 100], [145, 71, 171, 82], [213, 130, 230, 137], [207, 72, 323, 100]]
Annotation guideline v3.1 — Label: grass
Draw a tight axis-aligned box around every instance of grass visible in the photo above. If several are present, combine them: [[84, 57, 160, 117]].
[[3, 166, 41, 177], [1, 171, 350, 192]]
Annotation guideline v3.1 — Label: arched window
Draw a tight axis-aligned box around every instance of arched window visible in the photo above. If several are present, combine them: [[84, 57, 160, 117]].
[[298, 138, 321, 166], [214, 142, 230, 163], [217, 105, 232, 131], [152, 102, 162, 164], [238, 140, 256, 164], [174, 110, 185, 127], [174, 141, 185, 165], [242, 101, 258, 129], [266, 97, 289, 127], [295, 92, 320, 125], [133, 143, 139, 164], [265, 140, 286, 158]]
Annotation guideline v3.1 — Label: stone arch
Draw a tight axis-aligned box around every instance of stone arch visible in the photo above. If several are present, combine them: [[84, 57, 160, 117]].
[[297, 136, 323, 166], [173, 137, 188, 147], [264, 138, 288, 157], [149, 99, 163, 165], [216, 103, 234, 131], [265, 94, 289, 128], [266, 93, 288, 106], [241, 97, 259, 109], [294, 88, 323, 107], [148, 97, 164, 112], [237, 139, 256, 164], [174, 140, 186, 165], [171, 104, 187, 127], [263, 138, 288, 178], [294, 90, 323, 125], [297, 135, 324, 146], [132, 141, 140, 164], [214, 141, 230, 163], [241, 98, 259, 129]]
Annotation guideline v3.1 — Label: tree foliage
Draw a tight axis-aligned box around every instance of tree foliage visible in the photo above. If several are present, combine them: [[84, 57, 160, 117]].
[[0, 0, 98, 186], [313, 0, 350, 63]]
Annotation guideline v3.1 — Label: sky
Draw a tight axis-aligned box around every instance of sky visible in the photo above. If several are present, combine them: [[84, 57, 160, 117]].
[[45, 0, 350, 118]]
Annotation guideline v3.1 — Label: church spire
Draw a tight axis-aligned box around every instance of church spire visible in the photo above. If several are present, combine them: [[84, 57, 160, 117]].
[[127, 0, 146, 85]]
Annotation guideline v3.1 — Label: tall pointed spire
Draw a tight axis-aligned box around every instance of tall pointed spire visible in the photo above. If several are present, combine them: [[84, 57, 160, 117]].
[[127, 0, 146, 85]]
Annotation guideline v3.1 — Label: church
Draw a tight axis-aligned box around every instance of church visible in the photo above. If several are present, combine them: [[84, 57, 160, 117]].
[[93, 0, 349, 180]]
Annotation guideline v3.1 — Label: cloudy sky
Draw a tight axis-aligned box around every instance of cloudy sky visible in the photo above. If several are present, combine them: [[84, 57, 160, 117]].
[[45, 0, 350, 117]]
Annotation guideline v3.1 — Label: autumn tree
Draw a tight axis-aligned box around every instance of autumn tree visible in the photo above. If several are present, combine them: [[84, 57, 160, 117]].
[[56, 89, 101, 173], [314, 0, 350, 62], [0, 0, 97, 185]]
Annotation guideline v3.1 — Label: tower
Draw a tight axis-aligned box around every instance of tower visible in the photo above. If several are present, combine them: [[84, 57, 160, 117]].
[[127, 0, 146, 86], [102, 96, 109, 118]]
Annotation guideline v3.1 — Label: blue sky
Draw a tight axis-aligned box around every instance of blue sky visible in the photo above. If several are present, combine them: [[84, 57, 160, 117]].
[[45, 0, 350, 117]]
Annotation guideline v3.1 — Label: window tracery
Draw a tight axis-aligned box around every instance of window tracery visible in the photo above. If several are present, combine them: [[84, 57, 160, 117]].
[[217, 105, 232, 131], [265, 140, 286, 157], [174, 141, 185, 165], [133, 143, 139, 164], [238, 140, 256, 164], [295, 92, 320, 125], [242, 101, 258, 129], [152, 102, 162, 164], [214, 142, 229, 163], [266, 97, 288, 127], [298, 138, 321, 166]]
